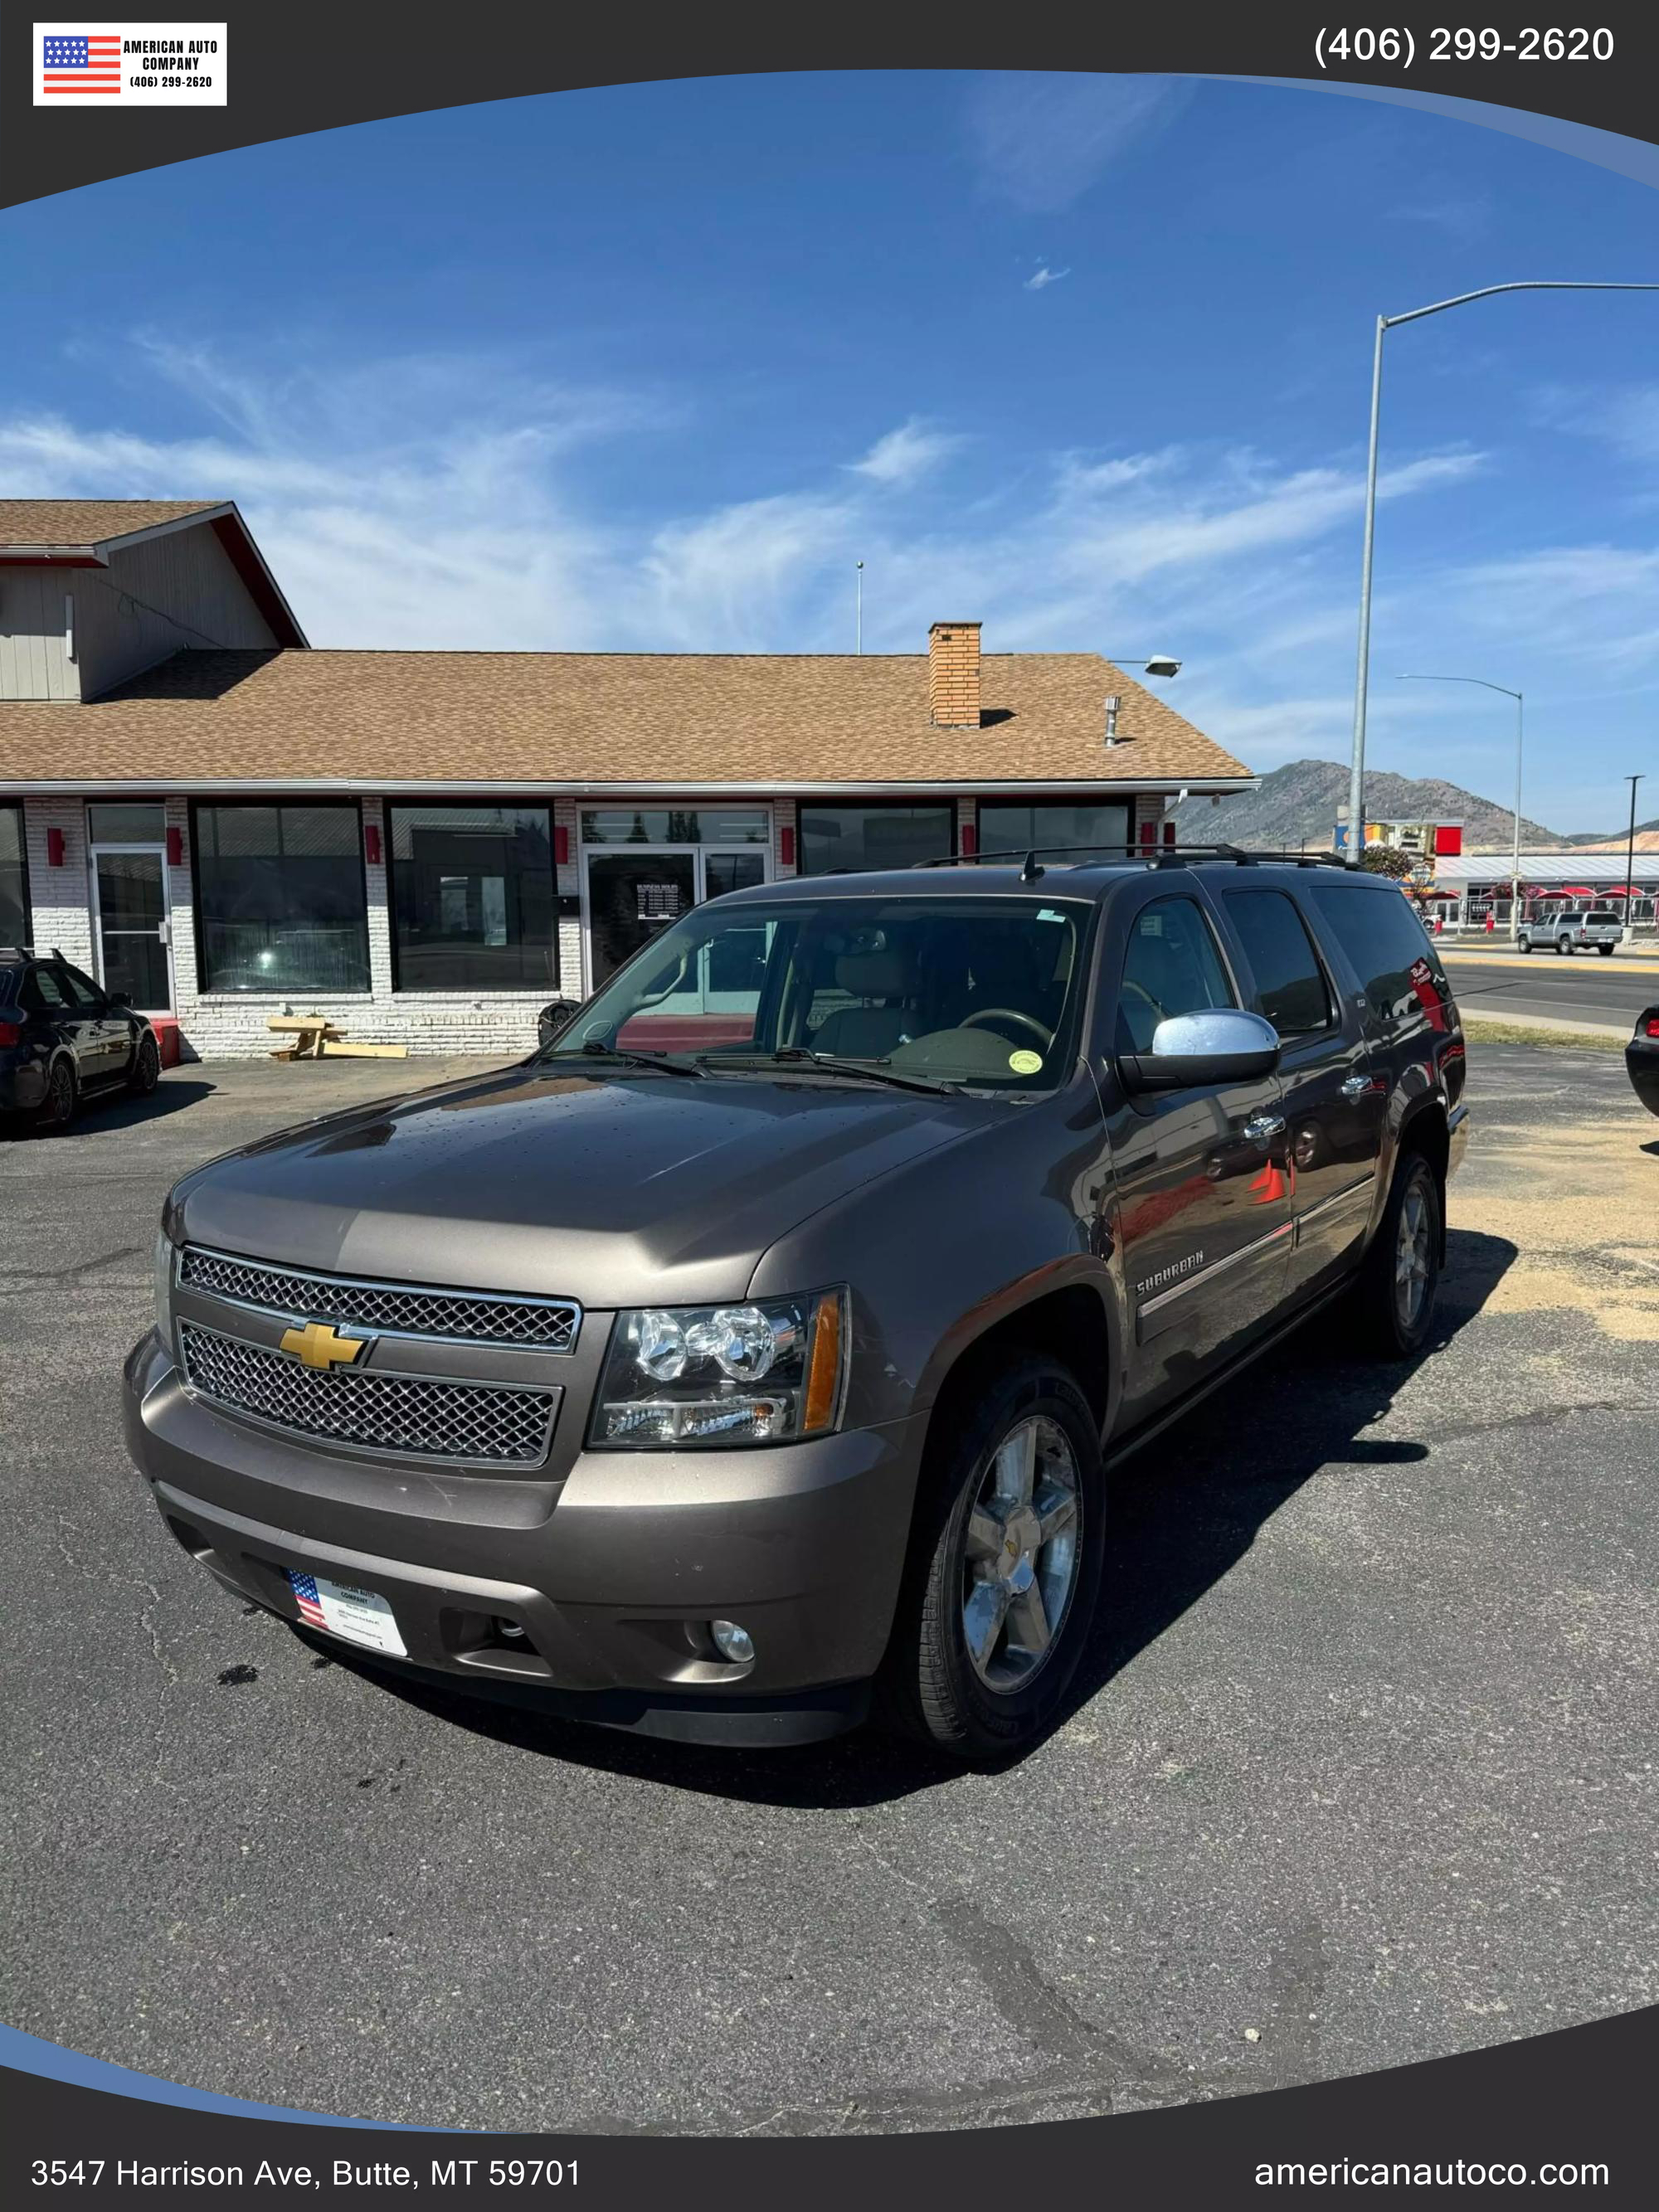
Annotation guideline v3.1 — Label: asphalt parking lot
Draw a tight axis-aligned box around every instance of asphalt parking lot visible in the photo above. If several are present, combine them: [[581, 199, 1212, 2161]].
[[2, 1046, 1655, 2133]]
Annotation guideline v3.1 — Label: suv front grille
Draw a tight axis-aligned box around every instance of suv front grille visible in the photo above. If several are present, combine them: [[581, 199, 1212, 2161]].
[[178, 1246, 579, 1351], [178, 1320, 558, 1464]]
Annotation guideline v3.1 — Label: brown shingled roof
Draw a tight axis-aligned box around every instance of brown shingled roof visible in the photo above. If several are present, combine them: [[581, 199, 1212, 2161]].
[[0, 499, 225, 549], [0, 648, 1253, 790]]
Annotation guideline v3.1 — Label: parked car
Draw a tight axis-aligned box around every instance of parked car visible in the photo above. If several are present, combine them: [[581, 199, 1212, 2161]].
[[0, 946, 162, 1130], [125, 853, 1469, 1762], [1515, 908, 1623, 955], [1627, 1005, 1659, 1119]]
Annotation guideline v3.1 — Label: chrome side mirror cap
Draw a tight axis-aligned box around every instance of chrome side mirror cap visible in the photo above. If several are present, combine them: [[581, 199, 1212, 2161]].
[[1120, 1007, 1281, 1092]]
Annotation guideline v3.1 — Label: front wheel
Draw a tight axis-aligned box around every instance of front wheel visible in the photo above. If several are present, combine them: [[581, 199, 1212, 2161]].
[[128, 1032, 161, 1095], [879, 1359, 1106, 1764], [1516, 937, 1532, 954], [1355, 1150, 1443, 1357]]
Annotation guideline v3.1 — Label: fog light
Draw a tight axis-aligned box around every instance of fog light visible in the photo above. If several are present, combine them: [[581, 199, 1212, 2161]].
[[709, 1619, 754, 1665]]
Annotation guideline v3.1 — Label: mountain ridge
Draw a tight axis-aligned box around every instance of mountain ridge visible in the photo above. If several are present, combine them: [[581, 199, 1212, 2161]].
[[1169, 759, 1564, 851]]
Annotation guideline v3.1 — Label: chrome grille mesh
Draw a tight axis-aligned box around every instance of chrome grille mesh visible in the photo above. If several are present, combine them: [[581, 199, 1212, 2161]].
[[178, 1321, 557, 1464], [178, 1246, 578, 1350]]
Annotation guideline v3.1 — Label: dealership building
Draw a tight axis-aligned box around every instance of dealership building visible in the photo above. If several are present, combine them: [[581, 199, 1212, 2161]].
[[0, 498, 1257, 1058]]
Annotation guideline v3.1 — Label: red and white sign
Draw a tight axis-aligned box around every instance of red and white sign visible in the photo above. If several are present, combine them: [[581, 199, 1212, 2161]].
[[33, 22, 227, 105]]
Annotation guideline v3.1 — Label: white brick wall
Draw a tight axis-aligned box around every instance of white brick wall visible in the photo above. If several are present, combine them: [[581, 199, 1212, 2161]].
[[21, 790, 1190, 1058]]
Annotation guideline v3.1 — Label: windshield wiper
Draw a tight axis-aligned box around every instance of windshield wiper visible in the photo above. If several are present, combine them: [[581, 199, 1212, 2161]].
[[697, 1047, 960, 1096], [568, 1039, 707, 1077]]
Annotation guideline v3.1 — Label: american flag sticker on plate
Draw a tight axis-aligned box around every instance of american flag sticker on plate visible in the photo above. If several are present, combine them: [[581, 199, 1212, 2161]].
[[33, 22, 228, 105], [287, 1571, 409, 1659]]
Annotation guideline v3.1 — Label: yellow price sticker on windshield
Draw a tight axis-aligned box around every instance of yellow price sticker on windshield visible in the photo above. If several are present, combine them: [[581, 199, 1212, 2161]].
[[1008, 1049, 1044, 1074]]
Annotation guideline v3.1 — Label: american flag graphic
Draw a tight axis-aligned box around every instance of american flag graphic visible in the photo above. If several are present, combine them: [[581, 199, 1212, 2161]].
[[41, 32, 123, 93], [289, 1571, 328, 1631]]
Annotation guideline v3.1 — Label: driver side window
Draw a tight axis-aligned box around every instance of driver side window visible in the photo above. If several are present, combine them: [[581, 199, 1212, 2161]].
[[1114, 897, 1236, 1054]]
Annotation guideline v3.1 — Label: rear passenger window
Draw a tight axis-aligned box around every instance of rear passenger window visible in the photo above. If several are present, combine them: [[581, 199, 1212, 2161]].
[[1311, 886, 1451, 1028], [1222, 890, 1332, 1036], [21, 965, 70, 1012], [1114, 897, 1236, 1054]]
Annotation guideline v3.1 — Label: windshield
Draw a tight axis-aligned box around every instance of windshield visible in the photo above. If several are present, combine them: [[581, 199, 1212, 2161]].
[[542, 894, 1092, 1090]]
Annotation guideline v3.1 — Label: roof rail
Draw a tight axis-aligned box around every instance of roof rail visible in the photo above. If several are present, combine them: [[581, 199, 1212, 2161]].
[[913, 843, 1359, 877]]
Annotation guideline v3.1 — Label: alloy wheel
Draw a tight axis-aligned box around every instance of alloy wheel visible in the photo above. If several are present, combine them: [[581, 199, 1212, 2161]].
[[960, 1414, 1082, 1693], [1394, 1181, 1433, 1334]]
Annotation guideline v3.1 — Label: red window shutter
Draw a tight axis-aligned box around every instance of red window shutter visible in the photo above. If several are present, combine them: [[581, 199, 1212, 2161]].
[[166, 825, 184, 867], [960, 823, 977, 858], [363, 822, 382, 866], [46, 827, 65, 867], [1139, 819, 1155, 850], [779, 824, 795, 867], [554, 824, 570, 867]]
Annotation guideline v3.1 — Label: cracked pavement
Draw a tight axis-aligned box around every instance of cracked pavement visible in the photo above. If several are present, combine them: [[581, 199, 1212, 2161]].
[[1, 1045, 1654, 2132]]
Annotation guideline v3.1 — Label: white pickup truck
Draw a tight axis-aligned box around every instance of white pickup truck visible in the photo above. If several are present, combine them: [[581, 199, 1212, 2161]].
[[1515, 907, 1624, 955]]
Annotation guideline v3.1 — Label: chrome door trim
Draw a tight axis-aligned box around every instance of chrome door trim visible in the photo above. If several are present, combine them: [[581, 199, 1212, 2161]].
[[1137, 1218, 1293, 1318], [1292, 1176, 1376, 1241]]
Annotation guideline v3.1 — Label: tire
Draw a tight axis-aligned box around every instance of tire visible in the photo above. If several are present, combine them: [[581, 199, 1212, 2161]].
[[1355, 1149, 1443, 1358], [1598, 944, 1614, 957], [36, 1056, 77, 1134], [128, 1031, 161, 1095], [1556, 940, 1569, 955], [1517, 937, 1531, 954], [878, 1358, 1106, 1764]]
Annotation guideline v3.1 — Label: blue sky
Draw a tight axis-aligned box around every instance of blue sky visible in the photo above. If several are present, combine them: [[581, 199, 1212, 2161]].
[[3, 71, 1657, 830]]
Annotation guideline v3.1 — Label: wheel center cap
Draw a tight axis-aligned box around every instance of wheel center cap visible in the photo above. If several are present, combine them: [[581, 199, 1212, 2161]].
[[1000, 1505, 1042, 1586]]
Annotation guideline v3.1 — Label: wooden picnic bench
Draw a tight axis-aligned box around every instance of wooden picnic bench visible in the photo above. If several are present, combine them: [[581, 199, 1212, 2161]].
[[268, 1014, 406, 1062]]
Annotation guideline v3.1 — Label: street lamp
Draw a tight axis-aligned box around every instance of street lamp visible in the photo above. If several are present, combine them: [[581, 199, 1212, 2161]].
[[1623, 773, 1646, 944], [1348, 281, 1659, 858], [1397, 674, 1524, 940], [1107, 654, 1181, 677]]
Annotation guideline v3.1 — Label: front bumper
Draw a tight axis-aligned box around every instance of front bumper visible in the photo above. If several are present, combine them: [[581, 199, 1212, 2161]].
[[124, 1331, 927, 1744]]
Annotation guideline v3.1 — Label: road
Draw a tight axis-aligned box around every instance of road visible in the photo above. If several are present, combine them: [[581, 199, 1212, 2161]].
[[1, 1049, 1655, 2132], [1440, 949, 1656, 1031]]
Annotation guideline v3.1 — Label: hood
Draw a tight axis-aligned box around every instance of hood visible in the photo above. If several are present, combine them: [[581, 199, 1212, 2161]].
[[168, 1062, 987, 1307]]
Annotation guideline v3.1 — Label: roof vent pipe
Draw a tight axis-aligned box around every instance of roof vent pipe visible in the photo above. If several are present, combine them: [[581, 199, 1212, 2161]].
[[1104, 694, 1121, 746]]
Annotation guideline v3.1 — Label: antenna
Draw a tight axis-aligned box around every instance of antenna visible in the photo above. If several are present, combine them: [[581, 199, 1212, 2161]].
[[855, 562, 864, 655]]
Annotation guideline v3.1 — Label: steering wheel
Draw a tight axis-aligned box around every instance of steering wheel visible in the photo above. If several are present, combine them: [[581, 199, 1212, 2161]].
[[1121, 980, 1165, 1021], [960, 1007, 1054, 1048]]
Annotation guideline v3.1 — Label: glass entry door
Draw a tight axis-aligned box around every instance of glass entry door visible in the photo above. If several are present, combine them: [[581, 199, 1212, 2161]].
[[90, 846, 173, 1011], [585, 847, 768, 989]]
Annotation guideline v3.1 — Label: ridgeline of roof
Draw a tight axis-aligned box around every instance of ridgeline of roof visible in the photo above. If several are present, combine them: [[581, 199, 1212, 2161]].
[[0, 648, 1253, 790], [0, 499, 224, 549]]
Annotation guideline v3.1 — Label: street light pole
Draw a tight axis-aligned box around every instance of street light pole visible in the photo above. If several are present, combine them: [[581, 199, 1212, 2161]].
[[855, 562, 864, 656], [1349, 281, 1659, 862], [1625, 773, 1646, 943], [1396, 674, 1523, 939]]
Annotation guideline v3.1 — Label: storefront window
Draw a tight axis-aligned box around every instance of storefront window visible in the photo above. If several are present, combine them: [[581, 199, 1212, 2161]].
[[975, 800, 1131, 861], [580, 809, 769, 845], [389, 805, 557, 991], [798, 802, 955, 876], [193, 804, 370, 994], [87, 803, 166, 843], [0, 804, 27, 947]]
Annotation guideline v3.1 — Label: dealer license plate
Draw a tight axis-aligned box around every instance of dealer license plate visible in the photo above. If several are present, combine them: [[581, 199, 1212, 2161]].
[[287, 1570, 407, 1657]]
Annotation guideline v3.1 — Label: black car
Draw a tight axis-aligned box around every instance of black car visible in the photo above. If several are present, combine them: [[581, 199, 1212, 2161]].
[[0, 946, 162, 1131], [1628, 1004, 1659, 1119]]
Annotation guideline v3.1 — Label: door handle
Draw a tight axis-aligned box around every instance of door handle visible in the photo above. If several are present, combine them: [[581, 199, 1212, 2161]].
[[1243, 1113, 1286, 1143], [1340, 1074, 1371, 1100]]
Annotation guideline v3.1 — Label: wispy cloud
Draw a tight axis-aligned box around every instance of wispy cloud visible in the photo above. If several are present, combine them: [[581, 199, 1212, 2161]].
[[1388, 194, 1492, 246], [964, 74, 1191, 213], [845, 418, 965, 489], [1024, 265, 1070, 292]]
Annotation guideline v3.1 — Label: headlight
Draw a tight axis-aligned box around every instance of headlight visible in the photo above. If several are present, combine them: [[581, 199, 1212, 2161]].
[[153, 1225, 177, 1354], [591, 1289, 847, 1449]]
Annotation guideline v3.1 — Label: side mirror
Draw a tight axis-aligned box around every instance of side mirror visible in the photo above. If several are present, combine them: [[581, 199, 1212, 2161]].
[[108, 990, 133, 1009], [1120, 1008, 1280, 1093], [536, 997, 582, 1043]]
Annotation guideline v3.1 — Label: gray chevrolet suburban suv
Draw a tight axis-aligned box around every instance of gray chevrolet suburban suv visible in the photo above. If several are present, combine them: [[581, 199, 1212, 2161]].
[[125, 851, 1469, 1763]]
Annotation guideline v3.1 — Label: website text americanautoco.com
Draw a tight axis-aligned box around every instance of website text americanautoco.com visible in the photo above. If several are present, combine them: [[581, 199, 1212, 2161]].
[[1254, 2157, 1609, 2188], [29, 2157, 577, 2191]]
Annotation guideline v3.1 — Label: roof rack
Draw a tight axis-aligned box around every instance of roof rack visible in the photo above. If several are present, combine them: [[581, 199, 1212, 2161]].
[[914, 844, 1359, 882]]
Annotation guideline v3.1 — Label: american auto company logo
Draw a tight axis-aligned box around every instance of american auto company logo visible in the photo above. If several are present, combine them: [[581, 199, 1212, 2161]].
[[34, 22, 228, 105]]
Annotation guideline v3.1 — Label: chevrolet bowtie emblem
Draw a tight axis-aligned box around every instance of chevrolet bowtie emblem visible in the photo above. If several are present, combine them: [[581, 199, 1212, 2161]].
[[279, 1320, 368, 1370]]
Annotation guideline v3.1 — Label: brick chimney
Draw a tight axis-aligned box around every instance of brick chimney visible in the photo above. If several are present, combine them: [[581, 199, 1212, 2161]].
[[928, 620, 981, 728]]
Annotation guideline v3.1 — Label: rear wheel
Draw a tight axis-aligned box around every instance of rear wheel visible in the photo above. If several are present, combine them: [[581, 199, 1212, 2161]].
[[36, 1056, 76, 1134], [127, 1032, 161, 1095], [879, 1359, 1105, 1763], [1598, 943, 1614, 957], [1556, 939, 1570, 955], [1355, 1150, 1442, 1357]]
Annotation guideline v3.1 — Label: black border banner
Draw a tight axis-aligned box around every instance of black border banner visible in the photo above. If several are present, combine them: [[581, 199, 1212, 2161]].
[[5, 2, 1659, 210], [3, 2006, 1657, 2204]]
